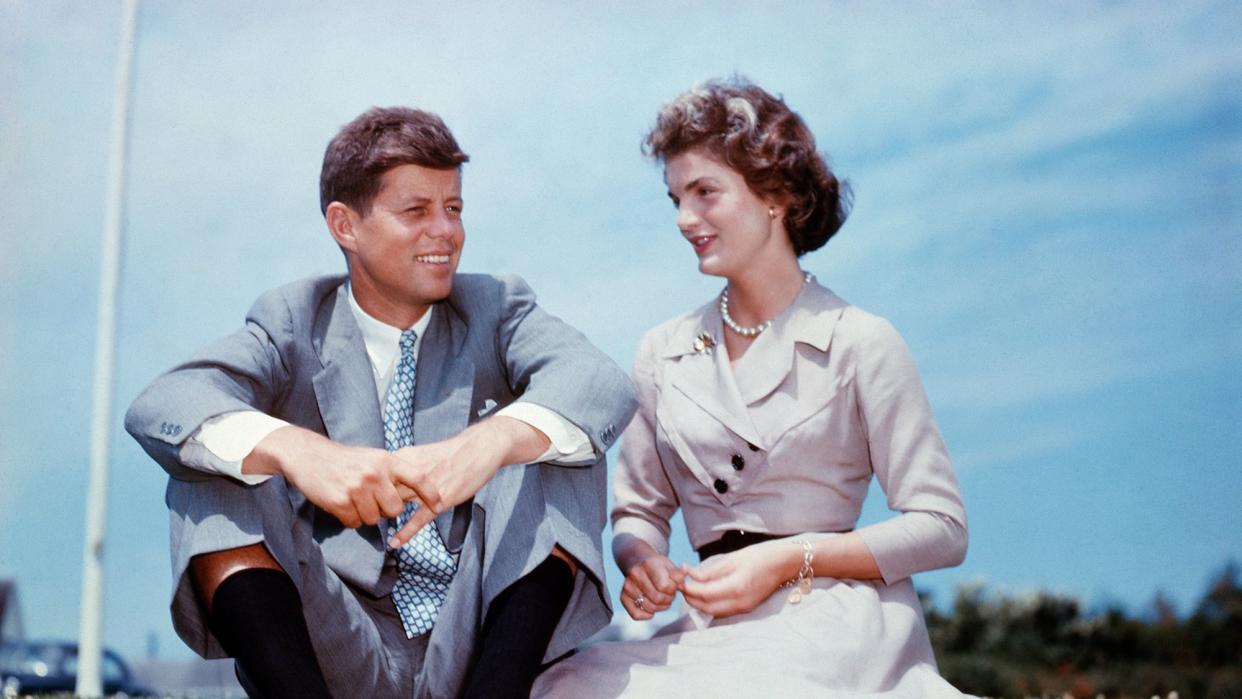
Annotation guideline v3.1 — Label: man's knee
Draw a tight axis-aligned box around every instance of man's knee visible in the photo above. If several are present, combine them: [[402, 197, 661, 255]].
[[191, 543, 285, 611]]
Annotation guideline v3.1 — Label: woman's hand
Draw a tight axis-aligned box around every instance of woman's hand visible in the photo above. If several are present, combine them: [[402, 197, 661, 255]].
[[620, 552, 685, 621], [679, 541, 798, 618]]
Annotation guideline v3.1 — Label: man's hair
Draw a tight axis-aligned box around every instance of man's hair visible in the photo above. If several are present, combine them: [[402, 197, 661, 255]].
[[319, 106, 470, 216], [643, 77, 851, 256]]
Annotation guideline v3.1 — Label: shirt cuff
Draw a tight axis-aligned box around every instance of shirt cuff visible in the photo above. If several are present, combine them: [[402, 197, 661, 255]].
[[178, 411, 290, 485], [496, 402, 594, 464]]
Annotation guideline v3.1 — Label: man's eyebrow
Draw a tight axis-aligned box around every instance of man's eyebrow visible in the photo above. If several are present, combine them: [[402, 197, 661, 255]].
[[404, 194, 462, 203]]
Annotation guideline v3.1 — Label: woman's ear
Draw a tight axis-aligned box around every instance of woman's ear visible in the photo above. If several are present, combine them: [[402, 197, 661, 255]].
[[764, 192, 791, 222], [767, 200, 789, 223]]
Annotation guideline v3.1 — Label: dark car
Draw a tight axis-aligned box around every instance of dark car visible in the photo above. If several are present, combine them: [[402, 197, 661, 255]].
[[0, 641, 155, 696]]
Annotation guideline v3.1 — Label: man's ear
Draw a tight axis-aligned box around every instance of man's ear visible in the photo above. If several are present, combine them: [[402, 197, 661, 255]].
[[325, 201, 359, 252]]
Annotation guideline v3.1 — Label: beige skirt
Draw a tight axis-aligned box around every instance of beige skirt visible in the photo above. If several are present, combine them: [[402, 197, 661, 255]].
[[532, 575, 970, 698]]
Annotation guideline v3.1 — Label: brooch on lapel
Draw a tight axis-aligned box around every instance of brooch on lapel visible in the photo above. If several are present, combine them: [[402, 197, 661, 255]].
[[693, 332, 716, 355]]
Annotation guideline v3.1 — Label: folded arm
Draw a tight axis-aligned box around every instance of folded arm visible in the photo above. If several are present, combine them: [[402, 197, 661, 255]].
[[490, 275, 637, 463], [386, 276, 637, 543], [125, 292, 295, 482], [124, 286, 411, 528]]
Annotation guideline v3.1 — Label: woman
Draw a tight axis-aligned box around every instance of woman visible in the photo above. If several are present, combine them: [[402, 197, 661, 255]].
[[534, 78, 970, 697]]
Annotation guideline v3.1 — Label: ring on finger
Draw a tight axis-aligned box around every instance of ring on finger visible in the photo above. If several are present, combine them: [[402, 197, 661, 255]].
[[633, 593, 648, 610]]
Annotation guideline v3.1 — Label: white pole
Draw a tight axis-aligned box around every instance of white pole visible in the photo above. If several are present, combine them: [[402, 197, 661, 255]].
[[76, 0, 139, 696]]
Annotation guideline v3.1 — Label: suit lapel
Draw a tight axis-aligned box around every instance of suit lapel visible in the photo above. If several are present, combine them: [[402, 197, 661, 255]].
[[732, 281, 845, 406], [413, 300, 475, 548], [731, 323, 794, 406], [312, 285, 384, 448], [664, 283, 851, 452], [743, 282, 850, 444], [665, 304, 764, 448], [309, 284, 388, 593]]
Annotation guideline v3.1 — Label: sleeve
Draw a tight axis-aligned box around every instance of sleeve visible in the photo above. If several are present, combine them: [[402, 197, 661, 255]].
[[851, 318, 968, 584], [496, 402, 594, 464], [124, 290, 294, 481], [178, 410, 291, 484], [492, 275, 638, 462], [610, 331, 679, 556]]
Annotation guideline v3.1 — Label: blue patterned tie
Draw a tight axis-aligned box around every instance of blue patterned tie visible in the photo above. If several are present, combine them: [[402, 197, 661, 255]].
[[384, 328, 457, 638]]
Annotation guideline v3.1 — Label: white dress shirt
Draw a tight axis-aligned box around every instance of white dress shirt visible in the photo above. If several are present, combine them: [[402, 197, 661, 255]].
[[179, 285, 593, 483]]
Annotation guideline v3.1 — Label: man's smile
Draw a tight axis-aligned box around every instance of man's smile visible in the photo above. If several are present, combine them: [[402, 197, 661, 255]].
[[414, 254, 452, 264]]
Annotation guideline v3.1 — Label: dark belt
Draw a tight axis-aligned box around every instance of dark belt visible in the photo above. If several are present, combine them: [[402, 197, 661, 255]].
[[696, 530, 789, 561]]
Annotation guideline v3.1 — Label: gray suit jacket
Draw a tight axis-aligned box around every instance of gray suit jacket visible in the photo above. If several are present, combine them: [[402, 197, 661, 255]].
[[126, 273, 637, 695]]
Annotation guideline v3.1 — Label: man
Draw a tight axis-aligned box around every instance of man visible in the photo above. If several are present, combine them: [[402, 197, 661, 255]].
[[126, 106, 637, 698]]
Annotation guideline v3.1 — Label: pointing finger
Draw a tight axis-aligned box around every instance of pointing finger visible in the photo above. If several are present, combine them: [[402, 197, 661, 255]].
[[388, 504, 437, 548]]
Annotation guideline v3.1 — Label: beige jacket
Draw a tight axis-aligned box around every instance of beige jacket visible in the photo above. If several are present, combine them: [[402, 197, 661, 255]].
[[611, 280, 968, 584]]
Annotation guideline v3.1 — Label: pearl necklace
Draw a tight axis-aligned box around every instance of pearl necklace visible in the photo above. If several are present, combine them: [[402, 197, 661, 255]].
[[720, 271, 813, 337]]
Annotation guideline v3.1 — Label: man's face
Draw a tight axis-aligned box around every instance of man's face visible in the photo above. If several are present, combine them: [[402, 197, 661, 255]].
[[339, 164, 465, 327]]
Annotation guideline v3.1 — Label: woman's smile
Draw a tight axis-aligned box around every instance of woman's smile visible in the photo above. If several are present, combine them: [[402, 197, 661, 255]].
[[690, 235, 716, 255]]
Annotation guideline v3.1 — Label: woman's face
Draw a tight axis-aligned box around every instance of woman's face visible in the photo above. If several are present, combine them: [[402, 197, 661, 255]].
[[664, 148, 790, 279]]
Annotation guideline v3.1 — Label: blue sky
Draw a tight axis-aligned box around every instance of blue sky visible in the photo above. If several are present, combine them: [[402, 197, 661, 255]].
[[1, 1, 1239, 662]]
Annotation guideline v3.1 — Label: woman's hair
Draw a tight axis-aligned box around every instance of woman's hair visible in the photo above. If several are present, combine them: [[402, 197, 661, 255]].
[[643, 77, 851, 255]]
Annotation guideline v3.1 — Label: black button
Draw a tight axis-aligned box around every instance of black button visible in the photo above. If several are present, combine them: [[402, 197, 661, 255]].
[[747, 442, 760, 452], [731, 454, 745, 471], [713, 478, 728, 494]]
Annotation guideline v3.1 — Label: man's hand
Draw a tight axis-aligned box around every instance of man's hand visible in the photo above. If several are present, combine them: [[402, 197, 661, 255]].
[[387, 415, 551, 548], [243, 425, 406, 528]]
